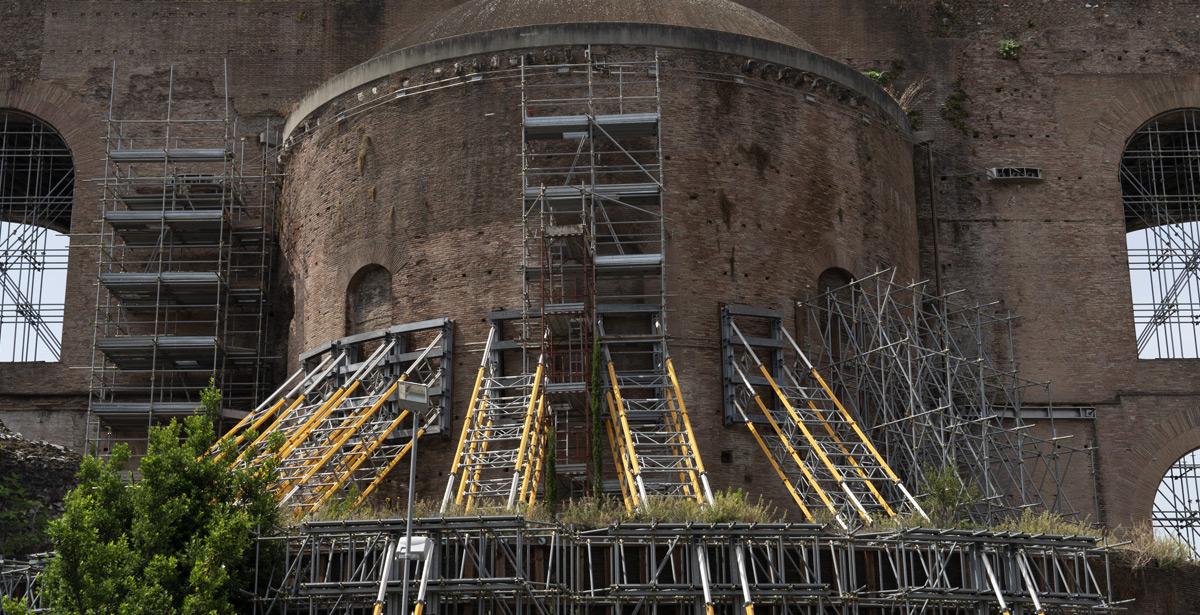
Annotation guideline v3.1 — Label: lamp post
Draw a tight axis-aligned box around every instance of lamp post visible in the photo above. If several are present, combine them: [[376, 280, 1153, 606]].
[[396, 381, 429, 615]]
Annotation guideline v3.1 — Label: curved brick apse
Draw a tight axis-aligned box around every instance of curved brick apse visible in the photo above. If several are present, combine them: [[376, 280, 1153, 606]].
[[278, 28, 917, 504]]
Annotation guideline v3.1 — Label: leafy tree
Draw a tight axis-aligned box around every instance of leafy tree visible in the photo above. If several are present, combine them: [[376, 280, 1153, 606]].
[[2, 386, 279, 615]]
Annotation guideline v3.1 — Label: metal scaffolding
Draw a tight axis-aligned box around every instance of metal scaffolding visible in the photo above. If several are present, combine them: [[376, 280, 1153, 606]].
[[216, 320, 452, 519], [248, 517, 1116, 615], [0, 555, 48, 614], [1153, 446, 1200, 558], [1121, 108, 1200, 359], [445, 49, 708, 512], [776, 269, 1095, 524], [722, 305, 927, 529], [0, 110, 73, 363], [85, 63, 279, 460]]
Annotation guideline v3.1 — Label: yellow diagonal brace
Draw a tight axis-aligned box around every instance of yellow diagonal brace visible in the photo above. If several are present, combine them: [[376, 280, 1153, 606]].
[[748, 390, 841, 519], [604, 403, 634, 513], [512, 363, 546, 478], [305, 408, 412, 515], [273, 381, 358, 463], [518, 394, 547, 504], [460, 413, 495, 509], [447, 366, 486, 483], [235, 394, 307, 466], [760, 365, 877, 523], [354, 422, 430, 509], [740, 411, 814, 521], [606, 391, 641, 509], [811, 369, 904, 484], [667, 358, 707, 502], [212, 398, 286, 463], [805, 400, 894, 516], [278, 380, 400, 499], [606, 362, 643, 481]]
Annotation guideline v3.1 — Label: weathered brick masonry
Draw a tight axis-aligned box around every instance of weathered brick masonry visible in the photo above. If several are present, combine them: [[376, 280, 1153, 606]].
[[2, 0, 1200, 543]]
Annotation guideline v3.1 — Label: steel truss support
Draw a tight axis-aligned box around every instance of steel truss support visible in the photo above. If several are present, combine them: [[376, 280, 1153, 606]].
[[1120, 108, 1200, 359], [214, 319, 452, 518], [0, 110, 73, 363], [722, 307, 926, 528], [245, 517, 1116, 615]]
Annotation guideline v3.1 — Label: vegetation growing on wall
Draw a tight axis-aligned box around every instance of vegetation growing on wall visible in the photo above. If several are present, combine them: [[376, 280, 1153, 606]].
[[998, 38, 1023, 60], [941, 82, 971, 134], [0, 474, 46, 557]]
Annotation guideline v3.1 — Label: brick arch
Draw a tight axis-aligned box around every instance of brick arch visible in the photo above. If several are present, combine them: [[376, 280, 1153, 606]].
[[1090, 75, 1200, 168], [0, 79, 105, 212], [1119, 406, 1200, 528], [0, 80, 105, 370]]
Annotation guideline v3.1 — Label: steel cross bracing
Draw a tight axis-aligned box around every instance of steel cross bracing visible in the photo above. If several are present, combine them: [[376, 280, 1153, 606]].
[[1121, 108, 1200, 359], [244, 517, 1116, 615], [213, 320, 452, 518], [723, 310, 926, 529], [85, 62, 279, 461], [792, 269, 1095, 524], [1153, 447, 1200, 558], [601, 315, 712, 510], [514, 47, 709, 507], [0, 556, 48, 614], [0, 110, 73, 363]]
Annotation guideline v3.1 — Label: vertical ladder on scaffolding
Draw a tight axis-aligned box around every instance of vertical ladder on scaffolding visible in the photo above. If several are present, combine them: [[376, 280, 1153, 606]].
[[727, 314, 927, 527]]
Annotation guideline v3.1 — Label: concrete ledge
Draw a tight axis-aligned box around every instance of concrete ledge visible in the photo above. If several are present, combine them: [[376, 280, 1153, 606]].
[[283, 22, 910, 143]]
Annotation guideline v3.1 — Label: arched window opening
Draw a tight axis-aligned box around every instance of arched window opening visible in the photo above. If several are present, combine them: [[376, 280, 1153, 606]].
[[345, 264, 393, 336], [815, 267, 855, 361], [0, 110, 73, 362], [1122, 109, 1200, 359], [1153, 447, 1200, 559], [817, 267, 854, 295]]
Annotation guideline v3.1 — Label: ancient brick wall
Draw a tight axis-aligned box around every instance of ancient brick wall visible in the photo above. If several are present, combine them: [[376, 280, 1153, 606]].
[[279, 44, 917, 508], [3, 0, 1200, 533]]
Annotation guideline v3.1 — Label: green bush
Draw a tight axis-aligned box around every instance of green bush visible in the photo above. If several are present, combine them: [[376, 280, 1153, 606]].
[[2, 387, 279, 615]]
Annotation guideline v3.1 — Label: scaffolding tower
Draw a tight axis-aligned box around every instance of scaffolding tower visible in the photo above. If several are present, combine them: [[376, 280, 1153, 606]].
[[85, 64, 279, 459], [445, 49, 708, 511], [789, 269, 1095, 524]]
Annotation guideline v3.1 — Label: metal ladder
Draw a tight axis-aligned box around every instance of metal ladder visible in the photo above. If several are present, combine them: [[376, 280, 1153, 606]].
[[442, 327, 549, 511], [729, 318, 927, 527]]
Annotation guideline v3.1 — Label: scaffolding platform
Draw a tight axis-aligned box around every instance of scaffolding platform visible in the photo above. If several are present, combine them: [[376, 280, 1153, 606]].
[[96, 335, 226, 370], [241, 517, 1118, 615], [98, 272, 225, 307], [89, 401, 207, 418], [523, 112, 660, 139], [102, 210, 227, 245], [107, 147, 229, 163]]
